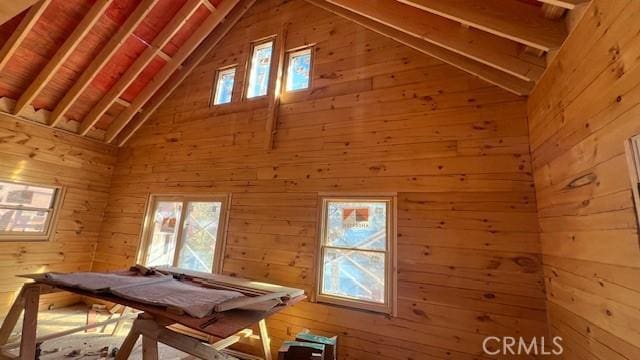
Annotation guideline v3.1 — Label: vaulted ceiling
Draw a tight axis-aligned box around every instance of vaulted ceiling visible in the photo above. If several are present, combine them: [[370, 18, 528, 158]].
[[0, 0, 587, 146]]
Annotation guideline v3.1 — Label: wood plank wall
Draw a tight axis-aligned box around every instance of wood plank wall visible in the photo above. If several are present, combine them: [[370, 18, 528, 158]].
[[93, 0, 546, 358], [527, 0, 640, 358], [0, 115, 116, 314]]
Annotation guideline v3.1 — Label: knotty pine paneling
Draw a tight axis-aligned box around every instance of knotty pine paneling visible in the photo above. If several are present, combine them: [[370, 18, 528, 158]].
[[528, 0, 640, 358], [93, 0, 545, 358], [0, 115, 116, 313]]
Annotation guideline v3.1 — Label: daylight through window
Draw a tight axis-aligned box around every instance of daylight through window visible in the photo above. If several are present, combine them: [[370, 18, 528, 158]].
[[0, 180, 61, 241], [212, 67, 236, 105], [286, 47, 312, 91], [140, 195, 229, 273], [246, 40, 274, 98], [317, 196, 396, 313]]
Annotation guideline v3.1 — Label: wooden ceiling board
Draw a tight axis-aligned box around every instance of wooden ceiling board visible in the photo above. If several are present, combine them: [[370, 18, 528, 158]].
[[121, 56, 167, 103], [162, 5, 210, 57]]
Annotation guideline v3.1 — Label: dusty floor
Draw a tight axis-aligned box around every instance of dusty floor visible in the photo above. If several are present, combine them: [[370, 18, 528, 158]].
[[2, 305, 222, 359]]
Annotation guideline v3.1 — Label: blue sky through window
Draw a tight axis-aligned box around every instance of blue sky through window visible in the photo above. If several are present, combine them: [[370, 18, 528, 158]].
[[286, 48, 311, 91], [213, 67, 235, 105], [247, 41, 273, 98]]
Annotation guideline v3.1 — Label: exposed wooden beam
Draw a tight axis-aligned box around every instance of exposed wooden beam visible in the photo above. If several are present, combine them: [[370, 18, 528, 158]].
[[78, 0, 202, 135], [115, 0, 257, 147], [13, 0, 111, 116], [0, 0, 50, 72], [326, 0, 545, 82], [105, 0, 243, 143], [48, 0, 160, 127], [0, 0, 38, 26], [264, 23, 289, 150], [397, 0, 567, 51], [537, 0, 589, 10], [306, 0, 533, 96]]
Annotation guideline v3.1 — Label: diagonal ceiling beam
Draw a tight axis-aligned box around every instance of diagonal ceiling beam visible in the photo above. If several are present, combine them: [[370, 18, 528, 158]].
[[115, 0, 257, 147], [0, 1, 39, 26], [327, 0, 545, 82], [397, 0, 567, 51], [13, 0, 111, 116], [105, 0, 242, 143], [78, 0, 203, 135], [0, 0, 50, 72], [306, 0, 532, 96], [48, 0, 160, 128], [537, 0, 589, 10]]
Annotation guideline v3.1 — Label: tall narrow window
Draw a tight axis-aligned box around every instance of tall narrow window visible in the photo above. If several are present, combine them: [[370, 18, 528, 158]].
[[212, 67, 236, 105], [0, 180, 62, 241], [246, 40, 274, 98], [286, 47, 312, 92], [316, 195, 396, 314], [139, 195, 229, 273]]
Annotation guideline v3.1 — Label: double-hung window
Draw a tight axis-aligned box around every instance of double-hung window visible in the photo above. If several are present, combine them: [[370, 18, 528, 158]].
[[0, 180, 62, 241], [139, 195, 229, 273], [316, 195, 396, 314]]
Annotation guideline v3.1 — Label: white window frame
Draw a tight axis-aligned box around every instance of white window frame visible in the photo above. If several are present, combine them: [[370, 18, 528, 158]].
[[211, 65, 237, 106], [284, 46, 313, 92], [137, 193, 231, 274], [245, 39, 275, 100], [625, 135, 640, 226], [315, 194, 397, 315], [0, 179, 63, 242]]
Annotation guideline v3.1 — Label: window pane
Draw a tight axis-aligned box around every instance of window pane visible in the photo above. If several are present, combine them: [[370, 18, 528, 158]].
[[247, 41, 273, 98], [145, 201, 182, 267], [286, 49, 311, 91], [322, 248, 385, 303], [0, 209, 50, 233], [177, 201, 223, 272], [0, 182, 56, 209], [213, 68, 235, 105], [325, 201, 387, 250]]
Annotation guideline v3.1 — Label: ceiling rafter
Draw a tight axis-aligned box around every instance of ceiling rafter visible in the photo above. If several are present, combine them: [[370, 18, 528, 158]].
[[306, 0, 533, 96], [0, 0, 50, 72], [105, 0, 242, 143], [78, 0, 203, 135], [326, 0, 546, 82], [397, 0, 567, 51], [116, 0, 257, 146], [13, 0, 111, 116], [48, 0, 160, 127], [0, 1, 39, 27]]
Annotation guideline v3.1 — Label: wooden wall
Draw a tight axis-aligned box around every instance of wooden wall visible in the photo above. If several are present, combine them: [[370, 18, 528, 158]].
[[0, 115, 116, 313], [94, 0, 547, 358], [527, 0, 640, 358]]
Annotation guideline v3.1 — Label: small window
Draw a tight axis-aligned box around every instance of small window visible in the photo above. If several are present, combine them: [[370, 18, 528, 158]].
[[246, 40, 274, 98], [286, 47, 312, 92], [316, 195, 396, 314], [626, 135, 640, 228], [0, 180, 62, 241], [212, 67, 236, 105], [139, 195, 229, 273]]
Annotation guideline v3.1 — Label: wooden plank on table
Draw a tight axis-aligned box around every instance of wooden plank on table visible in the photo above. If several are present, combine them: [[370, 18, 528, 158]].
[[0, 0, 50, 72], [114, 0, 257, 147], [397, 0, 567, 51], [78, 0, 202, 135], [48, 0, 160, 127], [12, 0, 111, 116], [104, 0, 243, 143]]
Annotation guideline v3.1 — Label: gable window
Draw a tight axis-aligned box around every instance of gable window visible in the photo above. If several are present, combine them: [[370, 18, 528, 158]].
[[139, 195, 229, 273], [211, 66, 236, 105], [246, 40, 274, 98], [285, 47, 312, 92], [0, 180, 62, 241], [626, 134, 640, 227], [316, 195, 397, 314]]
